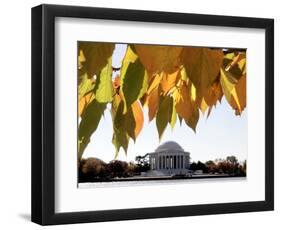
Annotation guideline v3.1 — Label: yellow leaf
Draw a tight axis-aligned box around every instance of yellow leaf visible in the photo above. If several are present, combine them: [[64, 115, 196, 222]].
[[184, 107, 200, 132], [203, 81, 223, 107], [174, 81, 193, 121], [191, 83, 196, 101], [156, 96, 174, 139], [169, 100, 177, 129], [220, 68, 235, 102], [147, 73, 162, 94], [131, 101, 144, 138], [238, 54, 246, 75], [160, 69, 180, 95], [147, 86, 160, 121], [225, 53, 246, 72], [182, 48, 223, 97], [78, 50, 86, 69], [78, 92, 95, 116], [180, 65, 188, 81], [134, 45, 183, 74], [230, 75, 246, 115], [120, 46, 148, 113], [200, 98, 208, 114]]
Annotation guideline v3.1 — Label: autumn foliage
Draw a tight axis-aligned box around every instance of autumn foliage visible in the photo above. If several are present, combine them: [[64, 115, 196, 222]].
[[78, 43, 246, 159]]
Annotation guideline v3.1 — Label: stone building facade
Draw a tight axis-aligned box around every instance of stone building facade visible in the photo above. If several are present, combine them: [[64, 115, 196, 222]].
[[147, 141, 190, 176]]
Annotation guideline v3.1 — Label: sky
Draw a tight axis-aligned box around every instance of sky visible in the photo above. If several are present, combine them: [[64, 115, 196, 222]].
[[82, 44, 247, 163]]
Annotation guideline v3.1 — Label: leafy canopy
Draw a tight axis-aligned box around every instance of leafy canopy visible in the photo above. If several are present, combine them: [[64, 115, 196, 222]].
[[77, 42, 246, 159]]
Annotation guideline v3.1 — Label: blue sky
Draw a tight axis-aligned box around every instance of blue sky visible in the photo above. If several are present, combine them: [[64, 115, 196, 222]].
[[82, 44, 247, 163]]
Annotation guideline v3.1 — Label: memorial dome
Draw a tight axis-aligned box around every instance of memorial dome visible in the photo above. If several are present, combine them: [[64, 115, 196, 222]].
[[155, 141, 184, 152]]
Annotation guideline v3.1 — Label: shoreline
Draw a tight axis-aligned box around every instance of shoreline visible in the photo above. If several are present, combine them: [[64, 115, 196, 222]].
[[78, 174, 246, 184]]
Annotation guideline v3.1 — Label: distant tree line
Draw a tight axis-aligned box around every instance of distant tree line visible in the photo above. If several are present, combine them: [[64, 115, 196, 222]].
[[190, 156, 246, 176], [78, 157, 150, 182]]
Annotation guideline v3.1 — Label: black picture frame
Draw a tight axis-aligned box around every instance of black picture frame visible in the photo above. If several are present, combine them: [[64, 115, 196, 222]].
[[31, 4, 274, 225]]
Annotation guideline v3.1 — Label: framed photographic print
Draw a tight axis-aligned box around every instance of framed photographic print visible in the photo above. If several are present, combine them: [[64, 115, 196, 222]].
[[31, 4, 274, 225]]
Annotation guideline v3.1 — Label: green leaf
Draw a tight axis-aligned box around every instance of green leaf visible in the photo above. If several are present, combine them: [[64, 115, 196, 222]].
[[220, 68, 235, 102], [184, 107, 199, 132], [169, 100, 177, 129], [113, 99, 144, 144], [224, 52, 235, 60], [93, 57, 113, 103], [78, 72, 93, 96], [182, 48, 223, 97], [78, 100, 106, 159], [156, 96, 173, 139], [112, 100, 130, 155], [79, 42, 115, 77], [120, 54, 148, 113], [112, 127, 129, 157]]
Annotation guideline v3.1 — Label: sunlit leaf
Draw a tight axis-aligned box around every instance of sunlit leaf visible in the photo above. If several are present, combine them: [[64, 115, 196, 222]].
[[220, 68, 235, 102], [181, 47, 223, 97], [120, 46, 148, 113], [225, 53, 246, 72], [93, 57, 113, 103], [78, 72, 94, 97], [161, 69, 180, 95], [180, 66, 188, 81], [130, 101, 144, 140], [184, 106, 200, 132], [191, 83, 196, 101], [134, 45, 183, 74], [174, 81, 193, 121], [200, 98, 208, 114], [203, 81, 223, 107], [121, 102, 144, 141], [229, 75, 246, 115], [169, 100, 177, 129], [78, 50, 86, 69], [78, 92, 95, 117], [79, 42, 115, 77], [77, 44, 247, 159], [112, 127, 129, 157], [224, 52, 235, 60], [147, 86, 160, 121], [78, 100, 106, 159], [111, 97, 129, 155], [113, 98, 144, 154], [147, 73, 162, 94], [222, 53, 245, 84], [156, 96, 173, 139]]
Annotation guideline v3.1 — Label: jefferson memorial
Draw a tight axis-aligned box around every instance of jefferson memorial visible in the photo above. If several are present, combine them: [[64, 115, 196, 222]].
[[146, 141, 190, 176]]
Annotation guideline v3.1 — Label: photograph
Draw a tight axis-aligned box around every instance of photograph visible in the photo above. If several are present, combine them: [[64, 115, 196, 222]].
[[77, 42, 247, 185], [30, 3, 274, 225]]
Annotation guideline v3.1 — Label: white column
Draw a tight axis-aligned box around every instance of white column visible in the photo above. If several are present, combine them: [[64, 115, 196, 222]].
[[181, 155, 183, 168], [156, 155, 158, 170], [180, 155, 182, 169]]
